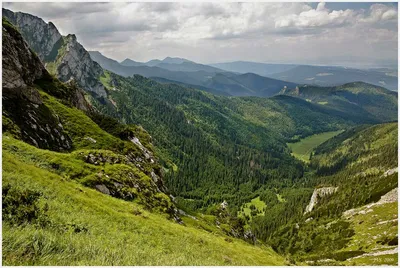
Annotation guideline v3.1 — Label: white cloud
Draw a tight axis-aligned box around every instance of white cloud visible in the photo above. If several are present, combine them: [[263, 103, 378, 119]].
[[363, 3, 398, 23], [274, 1, 397, 32], [2, 2, 398, 67]]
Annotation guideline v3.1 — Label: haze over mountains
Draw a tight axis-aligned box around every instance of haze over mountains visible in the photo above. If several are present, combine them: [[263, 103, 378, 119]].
[[88, 52, 398, 92], [88, 50, 398, 97], [89, 51, 298, 97]]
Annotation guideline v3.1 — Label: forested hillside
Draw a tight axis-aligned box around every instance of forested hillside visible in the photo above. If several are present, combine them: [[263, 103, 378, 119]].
[[270, 65, 398, 91], [253, 123, 398, 265], [89, 71, 371, 209], [280, 82, 398, 122]]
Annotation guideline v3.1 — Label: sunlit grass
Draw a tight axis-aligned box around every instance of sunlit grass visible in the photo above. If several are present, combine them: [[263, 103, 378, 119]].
[[288, 130, 343, 162], [2, 138, 285, 266]]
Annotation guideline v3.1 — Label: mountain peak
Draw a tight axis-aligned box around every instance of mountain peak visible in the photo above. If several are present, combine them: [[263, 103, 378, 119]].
[[66, 33, 77, 41], [120, 58, 144, 67], [162, 57, 192, 64]]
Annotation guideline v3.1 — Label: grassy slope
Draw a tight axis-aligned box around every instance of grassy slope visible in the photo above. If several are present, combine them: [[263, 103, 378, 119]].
[[302, 196, 398, 266], [2, 85, 285, 265], [287, 130, 343, 162], [239, 196, 267, 219], [305, 123, 398, 265], [341, 201, 398, 266], [264, 123, 398, 266], [282, 82, 398, 123], [2, 141, 284, 265]]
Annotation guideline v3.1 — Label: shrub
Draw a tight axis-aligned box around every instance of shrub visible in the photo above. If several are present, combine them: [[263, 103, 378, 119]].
[[2, 184, 48, 226]]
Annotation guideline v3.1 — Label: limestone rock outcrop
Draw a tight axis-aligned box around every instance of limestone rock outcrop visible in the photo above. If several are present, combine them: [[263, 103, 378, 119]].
[[3, 8, 62, 61], [305, 186, 338, 214], [3, 8, 107, 98], [56, 34, 107, 97]]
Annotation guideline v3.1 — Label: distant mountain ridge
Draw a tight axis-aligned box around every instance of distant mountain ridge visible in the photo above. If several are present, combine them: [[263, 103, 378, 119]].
[[280, 81, 398, 122], [210, 61, 298, 76], [211, 61, 398, 91], [89, 51, 296, 97], [120, 56, 194, 67], [120, 58, 143, 67], [270, 65, 398, 91]]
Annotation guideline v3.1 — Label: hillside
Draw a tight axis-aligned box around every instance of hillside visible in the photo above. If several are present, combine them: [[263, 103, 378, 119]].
[[270, 65, 398, 91], [205, 72, 296, 97], [210, 61, 298, 76], [88, 50, 296, 97], [88, 50, 213, 86], [280, 82, 398, 122], [2, 8, 398, 266], [89, 51, 296, 97], [91, 71, 376, 209], [4, 7, 397, 212], [257, 123, 398, 265], [2, 18, 287, 266], [3, 9, 107, 97]]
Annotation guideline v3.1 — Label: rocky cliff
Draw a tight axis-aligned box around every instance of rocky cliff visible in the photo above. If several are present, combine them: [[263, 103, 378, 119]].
[[56, 34, 107, 97], [3, 8, 62, 61], [304, 186, 338, 214], [3, 8, 107, 98], [2, 18, 72, 151]]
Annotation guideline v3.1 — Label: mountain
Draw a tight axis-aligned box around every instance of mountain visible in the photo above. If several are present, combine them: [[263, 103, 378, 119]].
[[3, 9, 398, 266], [147, 56, 224, 73], [145, 59, 162, 66], [90, 51, 296, 97], [280, 82, 398, 122], [230, 73, 297, 97], [3, 8, 107, 97], [210, 61, 298, 76], [155, 61, 224, 73], [120, 58, 144, 67], [205, 72, 296, 97], [150, 76, 231, 96], [89, 50, 216, 85], [269, 65, 398, 91], [2, 17, 288, 266], [211, 61, 398, 92], [162, 56, 192, 64], [261, 123, 398, 265], [121, 57, 199, 68], [2, 8, 62, 62], [93, 51, 223, 77]]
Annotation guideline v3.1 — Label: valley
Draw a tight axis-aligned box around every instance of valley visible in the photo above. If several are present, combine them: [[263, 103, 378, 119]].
[[2, 6, 398, 266], [288, 130, 343, 162]]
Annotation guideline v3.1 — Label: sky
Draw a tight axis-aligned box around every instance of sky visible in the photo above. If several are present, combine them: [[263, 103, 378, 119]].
[[3, 1, 398, 68]]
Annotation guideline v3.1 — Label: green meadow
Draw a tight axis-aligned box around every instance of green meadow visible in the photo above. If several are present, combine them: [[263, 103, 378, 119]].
[[287, 130, 343, 162], [2, 136, 285, 266]]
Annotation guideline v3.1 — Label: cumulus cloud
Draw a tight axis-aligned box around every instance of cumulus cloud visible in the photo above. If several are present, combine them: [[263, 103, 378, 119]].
[[361, 3, 398, 23], [275, 2, 355, 30], [274, 2, 397, 33], [2, 1, 398, 67]]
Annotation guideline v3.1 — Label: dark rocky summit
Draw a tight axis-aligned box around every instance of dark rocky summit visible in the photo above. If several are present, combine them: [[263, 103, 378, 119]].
[[2, 18, 72, 151]]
